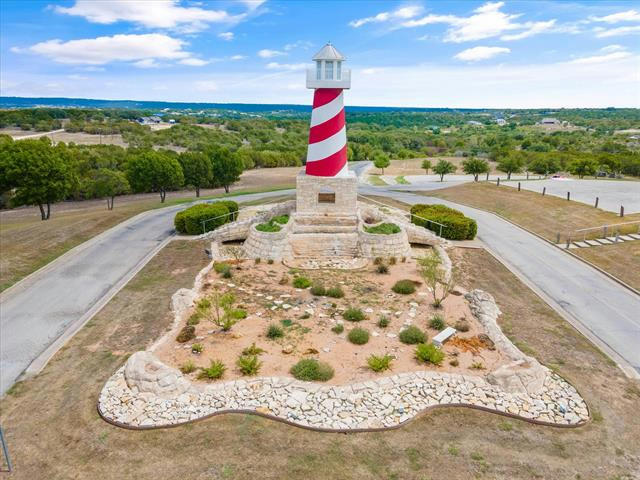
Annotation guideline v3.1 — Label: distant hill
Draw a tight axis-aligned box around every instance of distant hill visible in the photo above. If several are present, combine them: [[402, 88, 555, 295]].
[[0, 96, 471, 113]]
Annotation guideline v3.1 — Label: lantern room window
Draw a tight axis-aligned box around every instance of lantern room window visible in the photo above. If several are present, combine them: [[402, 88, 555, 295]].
[[316, 61, 321, 80], [336, 61, 341, 80], [325, 61, 333, 80]]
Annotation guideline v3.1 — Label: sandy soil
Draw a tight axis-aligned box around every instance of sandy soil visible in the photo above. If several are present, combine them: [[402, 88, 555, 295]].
[[156, 258, 507, 384]]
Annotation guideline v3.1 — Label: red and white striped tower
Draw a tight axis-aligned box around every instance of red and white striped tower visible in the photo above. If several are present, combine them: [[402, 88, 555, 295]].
[[305, 43, 351, 177]]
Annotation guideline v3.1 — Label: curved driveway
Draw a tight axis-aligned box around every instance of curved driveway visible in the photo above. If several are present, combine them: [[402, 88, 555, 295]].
[[1, 167, 638, 394]]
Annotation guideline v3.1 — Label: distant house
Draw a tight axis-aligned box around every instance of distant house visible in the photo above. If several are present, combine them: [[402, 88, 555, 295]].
[[540, 117, 560, 125], [136, 116, 162, 125], [467, 120, 483, 126], [496, 118, 507, 126]]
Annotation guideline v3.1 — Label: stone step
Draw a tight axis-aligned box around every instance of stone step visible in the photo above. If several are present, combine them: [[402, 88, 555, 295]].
[[292, 224, 358, 234], [289, 233, 360, 258], [294, 214, 358, 227]]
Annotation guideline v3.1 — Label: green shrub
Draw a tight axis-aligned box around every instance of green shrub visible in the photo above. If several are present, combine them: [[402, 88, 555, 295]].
[[198, 359, 226, 380], [267, 259, 274, 264], [176, 325, 196, 343], [367, 354, 393, 372], [236, 354, 262, 375], [410, 204, 477, 240], [174, 203, 230, 235], [415, 343, 444, 365], [331, 324, 344, 334], [280, 319, 293, 327], [348, 327, 370, 345], [471, 361, 485, 370], [293, 276, 311, 289], [197, 298, 211, 311], [290, 358, 334, 381], [229, 308, 247, 319], [187, 312, 201, 326], [180, 360, 196, 374], [399, 325, 426, 344], [364, 223, 401, 235], [429, 314, 446, 331], [378, 316, 390, 328], [376, 263, 389, 274], [272, 214, 289, 224], [191, 343, 203, 354], [217, 200, 239, 221], [222, 268, 232, 279], [326, 286, 344, 298], [255, 214, 289, 232], [392, 279, 416, 294], [242, 343, 265, 356], [343, 307, 365, 322], [373, 257, 384, 265], [310, 284, 326, 296], [455, 319, 470, 332], [266, 324, 284, 339], [213, 262, 231, 274]]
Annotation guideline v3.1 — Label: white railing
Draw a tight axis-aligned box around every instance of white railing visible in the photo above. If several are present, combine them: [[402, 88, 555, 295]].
[[306, 68, 351, 89]]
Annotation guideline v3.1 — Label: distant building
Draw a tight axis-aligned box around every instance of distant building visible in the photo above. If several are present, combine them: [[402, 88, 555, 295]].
[[539, 117, 560, 125], [136, 116, 162, 125], [467, 120, 483, 126], [496, 118, 506, 126]]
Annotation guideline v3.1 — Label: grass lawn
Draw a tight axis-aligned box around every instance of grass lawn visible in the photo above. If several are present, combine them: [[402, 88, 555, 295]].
[[1, 241, 638, 479], [0, 185, 293, 292], [425, 182, 640, 290], [368, 174, 388, 186]]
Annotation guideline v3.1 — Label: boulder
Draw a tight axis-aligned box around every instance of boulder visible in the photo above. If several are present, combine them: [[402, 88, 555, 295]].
[[124, 351, 192, 398], [487, 359, 548, 395]]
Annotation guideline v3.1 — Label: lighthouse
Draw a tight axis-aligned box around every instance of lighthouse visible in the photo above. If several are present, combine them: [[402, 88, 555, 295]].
[[305, 43, 351, 177]]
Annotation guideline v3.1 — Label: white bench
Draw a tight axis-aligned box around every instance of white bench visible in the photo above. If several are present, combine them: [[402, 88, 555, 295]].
[[432, 327, 456, 348]]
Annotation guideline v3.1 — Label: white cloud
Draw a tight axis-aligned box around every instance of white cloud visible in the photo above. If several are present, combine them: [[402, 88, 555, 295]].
[[54, 0, 242, 32], [361, 68, 383, 75], [283, 40, 313, 51], [454, 46, 510, 62], [590, 10, 640, 24], [594, 25, 640, 38], [133, 58, 161, 68], [265, 62, 306, 71], [194, 80, 218, 92], [600, 44, 625, 52], [349, 5, 422, 28], [179, 58, 209, 66], [401, 2, 558, 43], [568, 51, 632, 64], [258, 49, 285, 58], [218, 32, 234, 41], [230, 55, 247, 60], [22, 33, 190, 65], [240, 0, 267, 11]]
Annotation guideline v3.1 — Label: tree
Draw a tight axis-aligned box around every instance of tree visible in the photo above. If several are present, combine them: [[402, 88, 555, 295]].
[[421, 158, 432, 174], [209, 147, 244, 193], [433, 159, 455, 182], [373, 150, 390, 174], [496, 153, 524, 179], [91, 168, 130, 210], [568, 157, 598, 179], [1, 138, 74, 220], [126, 149, 184, 202], [462, 157, 489, 181], [179, 151, 212, 197], [528, 155, 559, 176], [418, 250, 455, 308]]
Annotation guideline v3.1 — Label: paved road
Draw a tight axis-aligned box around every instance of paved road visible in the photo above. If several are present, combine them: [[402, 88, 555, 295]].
[[361, 185, 640, 376], [0, 190, 293, 394], [1, 164, 638, 395]]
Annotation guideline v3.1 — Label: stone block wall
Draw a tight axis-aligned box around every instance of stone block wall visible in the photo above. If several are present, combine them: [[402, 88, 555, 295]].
[[358, 223, 412, 258], [296, 172, 358, 217], [243, 220, 293, 260]]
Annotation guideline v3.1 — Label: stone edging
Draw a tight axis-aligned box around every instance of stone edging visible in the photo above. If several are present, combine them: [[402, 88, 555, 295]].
[[98, 367, 589, 431]]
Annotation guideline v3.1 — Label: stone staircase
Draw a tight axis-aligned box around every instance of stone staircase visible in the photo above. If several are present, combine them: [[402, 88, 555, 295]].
[[292, 214, 359, 234], [289, 232, 360, 258], [558, 233, 640, 249]]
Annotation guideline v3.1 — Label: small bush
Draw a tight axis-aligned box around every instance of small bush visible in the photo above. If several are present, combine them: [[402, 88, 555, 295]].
[[236, 354, 262, 376], [217, 200, 239, 221], [213, 262, 231, 274], [410, 203, 477, 240], [229, 308, 247, 319], [415, 343, 444, 365], [266, 324, 284, 339], [348, 327, 370, 345], [373, 257, 384, 265], [174, 203, 231, 235], [399, 325, 426, 344], [470, 361, 485, 370], [267, 259, 274, 264], [376, 263, 389, 274], [242, 343, 265, 356], [197, 298, 211, 311], [280, 319, 293, 327], [455, 319, 470, 332], [272, 214, 289, 224], [180, 360, 196, 374], [389, 257, 397, 265], [278, 274, 288, 285], [293, 276, 312, 289], [254, 258, 261, 264], [429, 314, 446, 331], [198, 359, 226, 380], [187, 312, 201, 326], [176, 325, 196, 343], [191, 343, 203, 354], [367, 354, 393, 372], [449, 359, 459, 367], [392, 279, 416, 295], [310, 284, 326, 296], [222, 268, 233, 279], [364, 223, 401, 235], [331, 324, 344, 334], [343, 307, 365, 322], [255, 214, 289, 233], [326, 286, 345, 298], [378, 315, 390, 328], [290, 359, 334, 381]]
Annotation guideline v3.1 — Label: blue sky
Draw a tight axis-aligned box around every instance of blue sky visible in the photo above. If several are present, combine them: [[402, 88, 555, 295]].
[[1, 1, 639, 107]]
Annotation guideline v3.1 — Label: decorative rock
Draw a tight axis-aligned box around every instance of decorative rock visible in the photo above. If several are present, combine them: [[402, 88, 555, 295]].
[[282, 345, 294, 354]]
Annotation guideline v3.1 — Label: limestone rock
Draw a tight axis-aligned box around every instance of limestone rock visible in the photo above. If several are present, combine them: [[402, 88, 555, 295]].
[[124, 351, 191, 398]]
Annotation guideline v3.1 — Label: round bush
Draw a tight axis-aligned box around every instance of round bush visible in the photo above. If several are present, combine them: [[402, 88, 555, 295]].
[[326, 286, 345, 298], [399, 325, 426, 344], [392, 280, 416, 295], [176, 325, 196, 343], [376, 263, 389, 274], [429, 314, 446, 331], [293, 276, 311, 289], [343, 307, 365, 322], [266, 324, 284, 339], [174, 203, 230, 235], [218, 200, 239, 221], [410, 204, 477, 240], [348, 327, 370, 345], [310, 284, 326, 296], [415, 343, 445, 365], [290, 358, 334, 382], [331, 324, 344, 334]]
